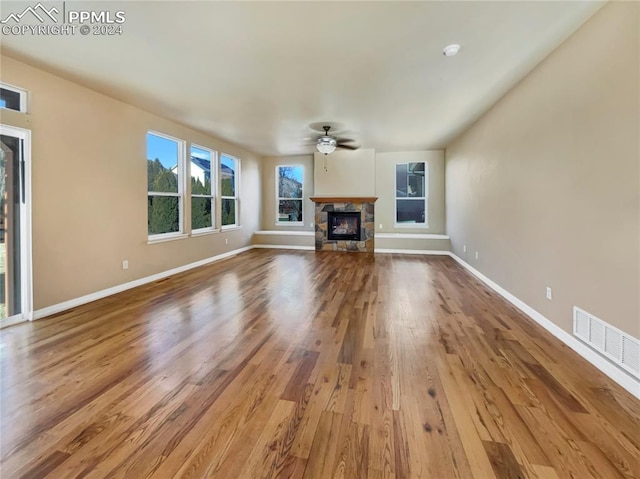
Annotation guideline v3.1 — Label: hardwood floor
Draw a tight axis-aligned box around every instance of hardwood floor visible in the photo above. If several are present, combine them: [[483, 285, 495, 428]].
[[1, 250, 638, 478]]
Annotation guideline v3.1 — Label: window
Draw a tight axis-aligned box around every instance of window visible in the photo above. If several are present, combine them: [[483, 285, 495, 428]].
[[0, 83, 27, 112], [190, 145, 215, 231], [395, 161, 427, 225], [147, 132, 185, 237], [221, 154, 239, 228], [276, 165, 303, 225]]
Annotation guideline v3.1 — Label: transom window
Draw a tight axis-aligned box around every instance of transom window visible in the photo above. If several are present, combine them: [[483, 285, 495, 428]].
[[221, 154, 239, 228], [0, 83, 27, 112], [190, 145, 216, 231], [276, 165, 303, 225], [395, 161, 427, 226], [147, 132, 185, 237]]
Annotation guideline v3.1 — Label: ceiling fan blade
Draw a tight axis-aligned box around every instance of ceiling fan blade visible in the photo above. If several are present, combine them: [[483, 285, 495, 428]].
[[335, 137, 356, 143], [337, 143, 360, 150]]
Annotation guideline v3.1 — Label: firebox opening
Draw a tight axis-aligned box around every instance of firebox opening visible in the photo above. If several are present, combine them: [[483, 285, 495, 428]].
[[327, 212, 361, 241]]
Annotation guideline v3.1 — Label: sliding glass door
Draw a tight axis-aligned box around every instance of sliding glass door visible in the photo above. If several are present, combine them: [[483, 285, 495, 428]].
[[0, 126, 31, 322]]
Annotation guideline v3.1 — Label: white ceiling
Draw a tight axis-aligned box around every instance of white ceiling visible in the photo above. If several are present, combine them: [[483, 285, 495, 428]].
[[1, 1, 604, 156]]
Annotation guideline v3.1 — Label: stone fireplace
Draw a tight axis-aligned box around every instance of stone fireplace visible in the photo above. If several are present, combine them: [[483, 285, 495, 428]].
[[310, 197, 377, 252]]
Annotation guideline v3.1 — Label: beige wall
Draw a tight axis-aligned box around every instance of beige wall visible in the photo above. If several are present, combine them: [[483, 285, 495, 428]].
[[260, 155, 314, 231], [445, 2, 639, 338], [376, 151, 445, 234], [314, 149, 375, 197], [0, 55, 262, 310]]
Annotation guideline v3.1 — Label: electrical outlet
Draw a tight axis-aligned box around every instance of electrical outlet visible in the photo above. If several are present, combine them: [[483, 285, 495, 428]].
[[310, 222, 314, 228], [475, 251, 479, 260], [546, 287, 552, 300], [122, 260, 128, 270], [225, 238, 229, 245], [379, 224, 383, 229], [463, 245, 467, 253]]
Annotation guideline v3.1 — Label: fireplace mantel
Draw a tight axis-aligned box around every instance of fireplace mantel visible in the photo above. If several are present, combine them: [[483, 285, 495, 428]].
[[310, 197, 378, 203]]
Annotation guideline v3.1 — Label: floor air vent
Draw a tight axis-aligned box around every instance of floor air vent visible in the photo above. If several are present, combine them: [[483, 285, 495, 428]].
[[574, 307, 640, 379]]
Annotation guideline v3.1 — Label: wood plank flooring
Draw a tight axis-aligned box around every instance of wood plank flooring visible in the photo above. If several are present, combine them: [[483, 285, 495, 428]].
[[1, 250, 638, 478]]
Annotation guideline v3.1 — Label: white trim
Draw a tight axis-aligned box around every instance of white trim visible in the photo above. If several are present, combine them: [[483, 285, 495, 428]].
[[221, 225, 243, 232], [376, 233, 449, 240], [254, 230, 314, 236], [190, 143, 217, 231], [275, 222, 304, 227], [375, 248, 450, 255], [253, 245, 315, 251], [147, 130, 186, 238], [191, 228, 219, 237], [32, 246, 254, 321], [394, 222, 430, 229], [448, 253, 640, 399], [0, 124, 33, 321], [276, 164, 304, 225], [147, 232, 188, 244], [0, 314, 27, 329], [0, 82, 28, 113], [220, 153, 240, 228], [395, 160, 428, 226], [26, 240, 637, 398], [573, 306, 640, 380]]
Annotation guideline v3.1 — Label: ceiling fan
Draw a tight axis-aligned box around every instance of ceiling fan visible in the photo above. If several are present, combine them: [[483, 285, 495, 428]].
[[313, 125, 359, 155]]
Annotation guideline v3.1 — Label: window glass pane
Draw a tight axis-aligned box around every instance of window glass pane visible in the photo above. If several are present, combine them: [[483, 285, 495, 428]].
[[278, 166, 303, 199], [148, 196, 180, 234], [278, 200, 302, 222], [396, 199, 425, 224], [0, 88, 21, 111], [147, 133, 179, 193], [191, 146, 212, 195], [407, 162, 425, 197], [396, 163, 408, 197], [221, 155, 236, 196], [222, 198, 236, 226], [191, 196, 212, 230]]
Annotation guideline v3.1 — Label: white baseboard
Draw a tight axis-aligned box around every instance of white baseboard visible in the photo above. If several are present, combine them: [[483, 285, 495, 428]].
[[28, 243, 639, 398], [374, 248, 450, 255], [252, 245, 315, 251], [32, 246, 254, 321], [448, 253, 640, 399]]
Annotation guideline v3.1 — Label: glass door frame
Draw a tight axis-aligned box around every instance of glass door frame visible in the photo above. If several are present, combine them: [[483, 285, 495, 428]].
[[0, 124, 32, 325]]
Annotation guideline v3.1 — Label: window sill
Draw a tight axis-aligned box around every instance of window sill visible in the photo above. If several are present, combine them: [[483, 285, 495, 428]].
[[377, 232, 448, 240], [147, 233, 188, 244], [191, 228, 219, 237], [394, 223, 430, 229], [255, 230, 314, 236], [221, 225, 243, 231], [275, 222, 304, 227]]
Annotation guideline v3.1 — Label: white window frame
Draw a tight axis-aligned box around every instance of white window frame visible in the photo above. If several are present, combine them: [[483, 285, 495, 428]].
[[0, 82, 28, 113], [275, 164, 304, 226], [0, 124, 33, 323], [394, 161, 428, 228], [220, 153, 240, 229], [190, 144, 217, 234], [147, 130, 187, 242]]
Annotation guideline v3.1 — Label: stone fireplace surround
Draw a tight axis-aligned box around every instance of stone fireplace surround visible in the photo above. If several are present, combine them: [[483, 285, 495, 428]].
[[310, 197, 377, 252]]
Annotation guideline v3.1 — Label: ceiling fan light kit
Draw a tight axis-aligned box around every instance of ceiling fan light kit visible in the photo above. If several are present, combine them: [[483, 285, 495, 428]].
[[443, 44, 461, 57], [314, 125, 358, 155], [316, 136, 337, 155]]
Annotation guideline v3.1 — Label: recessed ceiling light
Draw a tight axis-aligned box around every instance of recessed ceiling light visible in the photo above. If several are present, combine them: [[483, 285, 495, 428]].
[[443, 44, 461, 57]]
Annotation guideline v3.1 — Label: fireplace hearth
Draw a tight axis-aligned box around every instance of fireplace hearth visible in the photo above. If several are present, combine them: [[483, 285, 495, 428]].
[[328, 212, 361, 241]]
